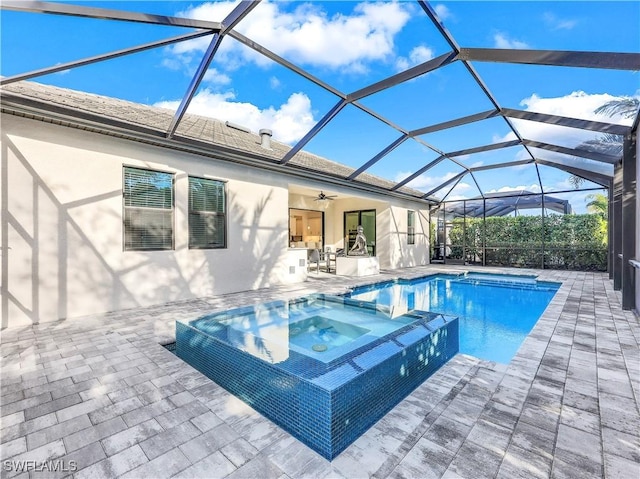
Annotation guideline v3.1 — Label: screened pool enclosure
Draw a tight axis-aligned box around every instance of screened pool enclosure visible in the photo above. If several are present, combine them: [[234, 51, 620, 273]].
[[430, 191, 608, 271], [1, 0, 638, 310]]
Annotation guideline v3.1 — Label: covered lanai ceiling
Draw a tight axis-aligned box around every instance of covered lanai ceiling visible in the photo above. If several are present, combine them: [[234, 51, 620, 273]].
[[2, 1, 639, 206]]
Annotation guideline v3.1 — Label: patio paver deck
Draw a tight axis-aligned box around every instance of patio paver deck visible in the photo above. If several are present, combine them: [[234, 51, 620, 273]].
[[1, 266, 639, 478]]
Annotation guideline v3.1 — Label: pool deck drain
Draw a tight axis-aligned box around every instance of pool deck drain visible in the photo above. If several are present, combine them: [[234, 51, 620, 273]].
[[1, 266, 638, 478]]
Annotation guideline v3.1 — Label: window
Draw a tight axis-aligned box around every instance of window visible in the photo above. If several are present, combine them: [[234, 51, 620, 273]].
[[408, 210, 415, 245], [289, 208, 323, 249], [189, 176, 226, 249], [123, 167, 174, 251], [344, 209, 376, 256]]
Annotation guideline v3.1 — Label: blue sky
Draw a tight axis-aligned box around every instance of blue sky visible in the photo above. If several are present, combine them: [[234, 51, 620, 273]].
[[3, 1, 639, 212]]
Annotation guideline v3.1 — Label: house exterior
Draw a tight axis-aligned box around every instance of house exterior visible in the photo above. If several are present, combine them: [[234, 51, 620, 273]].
[[1, 82, 432, 328]]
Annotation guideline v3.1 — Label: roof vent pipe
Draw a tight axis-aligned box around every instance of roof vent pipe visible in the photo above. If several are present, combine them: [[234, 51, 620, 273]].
[[259, 128, 272, 150]]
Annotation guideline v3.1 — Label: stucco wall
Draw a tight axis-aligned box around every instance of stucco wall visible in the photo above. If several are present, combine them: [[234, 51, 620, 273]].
[[386, 205, 430, 269], [2, 115, 294, 327], [2, 114, 432, 327]]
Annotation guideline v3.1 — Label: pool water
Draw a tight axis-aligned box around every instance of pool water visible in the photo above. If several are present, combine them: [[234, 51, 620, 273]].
[[175, 272, 558, 459], [347, 273, 559, 364], [207, 296, 424, 363], [288, 316, 370, 351], [176, 294, 458, 459]]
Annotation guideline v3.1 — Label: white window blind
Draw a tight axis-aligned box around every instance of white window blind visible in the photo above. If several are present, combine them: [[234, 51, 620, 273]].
[[123, 167, 174, 250], [408, 210, 416, 245], [189, 176, 226, 249]]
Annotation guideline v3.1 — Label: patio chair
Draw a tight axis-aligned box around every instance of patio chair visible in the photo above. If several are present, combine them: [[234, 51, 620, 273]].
[[324, 246, 336, 273], [308, 248, 327, 274]]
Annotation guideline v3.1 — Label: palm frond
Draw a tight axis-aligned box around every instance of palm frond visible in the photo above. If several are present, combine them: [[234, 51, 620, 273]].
[[585, 193, 608, 218], [580, 135, 623, 157], [594, 98, 640, 119], [568, 175, 585, 189]]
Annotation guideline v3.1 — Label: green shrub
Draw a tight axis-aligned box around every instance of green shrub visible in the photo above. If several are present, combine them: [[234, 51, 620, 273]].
[[446, 213, 607, 271]]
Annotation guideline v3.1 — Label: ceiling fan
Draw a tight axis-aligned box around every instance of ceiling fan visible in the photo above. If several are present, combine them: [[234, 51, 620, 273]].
[[314, 191, 337, 202]]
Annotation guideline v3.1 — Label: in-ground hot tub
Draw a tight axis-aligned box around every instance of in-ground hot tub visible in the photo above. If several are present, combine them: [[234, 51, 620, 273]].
[[175, 294, 458, 459]]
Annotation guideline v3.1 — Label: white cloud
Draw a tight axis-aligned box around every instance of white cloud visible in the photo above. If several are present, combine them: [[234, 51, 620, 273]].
[[157, 2, 414, 152], [500, 91, 637, 158], [159, 1, 416, 148], [161, 57, 230, 86], [543, 12, 577, 31], [161, 57, 183, 71], [493, 33, 529, 49], [203, 68, 231, 85], [443, 182, 472, 199], [395, 57, 409, 72], [394, 169, 469, 192], [434, 4, 453, 21], [54, 63, 70, 75], [520, 91, 635, 124], [411, 46, 434, 64], [269, 76, 281, 90], [554, 178, 576, 191], [486, 184, 541, 194], [398, 92, 631, 198], [155, 90, 316, 144], [170, 1, 411, 73], [395, 45, 435, 71], [491, 133, 507, 143], [176, 0, 236, 21]]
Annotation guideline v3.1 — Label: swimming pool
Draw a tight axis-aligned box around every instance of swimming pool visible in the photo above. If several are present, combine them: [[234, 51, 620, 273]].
[[175, 272, 558, 459], [347, 272, 559, 364], [175, 294, 458, 459]]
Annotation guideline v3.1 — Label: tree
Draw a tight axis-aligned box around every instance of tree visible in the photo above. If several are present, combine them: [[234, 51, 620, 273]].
[[594, 98, 640, 119], [568, 96, 639, 188], [568, 175, 586, 189], [585, 193, 608, 218], [582, 97, 639, 156]]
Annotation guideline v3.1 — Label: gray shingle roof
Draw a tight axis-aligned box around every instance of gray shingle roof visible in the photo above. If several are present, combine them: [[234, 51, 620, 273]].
[[1, 81, 426, 199]]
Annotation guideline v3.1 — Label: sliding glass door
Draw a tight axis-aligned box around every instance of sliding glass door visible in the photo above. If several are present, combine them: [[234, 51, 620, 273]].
[[344, 210, 376, 256]]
